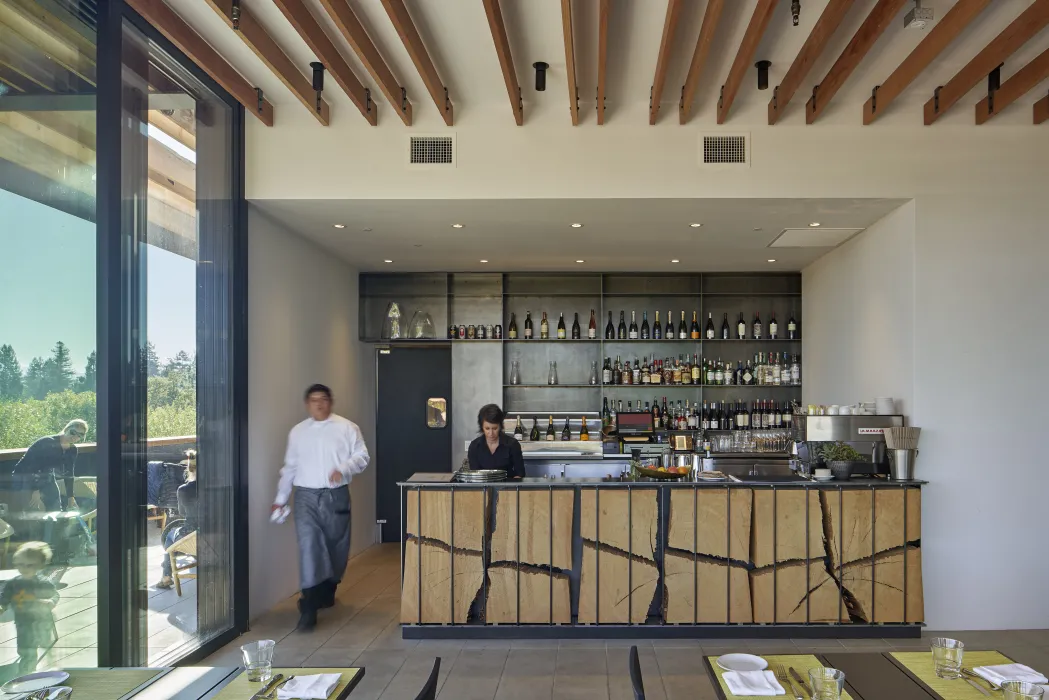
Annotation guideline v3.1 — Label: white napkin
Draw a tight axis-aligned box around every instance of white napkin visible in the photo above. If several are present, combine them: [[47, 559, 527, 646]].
[[276, 673, 342, 700], [722, 670, 786, 696], [973, 663, 1049, 686]]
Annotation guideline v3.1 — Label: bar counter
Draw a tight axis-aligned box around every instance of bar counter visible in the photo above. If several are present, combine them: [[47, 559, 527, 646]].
[[398, 476, 924, 639]]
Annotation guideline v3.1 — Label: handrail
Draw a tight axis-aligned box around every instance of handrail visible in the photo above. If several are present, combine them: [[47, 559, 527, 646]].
[[0, 435, 197, 462]]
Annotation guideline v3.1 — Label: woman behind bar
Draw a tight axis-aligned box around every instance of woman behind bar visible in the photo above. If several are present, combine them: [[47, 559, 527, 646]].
[[467, 404, 525, 479]]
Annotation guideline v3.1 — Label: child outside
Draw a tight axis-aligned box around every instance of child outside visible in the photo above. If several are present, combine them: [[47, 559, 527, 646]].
[[0, 542, 58, 673]]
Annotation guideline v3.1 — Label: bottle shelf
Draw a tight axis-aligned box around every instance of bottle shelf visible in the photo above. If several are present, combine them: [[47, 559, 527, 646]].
[[602, 384, 801, 389], [503, 339, 600, 343], [703, 338, 801, 343], [505, 384, 602, 388], [602, 338, 700, 343]]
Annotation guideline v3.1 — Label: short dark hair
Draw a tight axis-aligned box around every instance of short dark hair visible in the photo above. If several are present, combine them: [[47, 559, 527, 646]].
[[304, 384, 333, 401], [477, 404, 505, 432]]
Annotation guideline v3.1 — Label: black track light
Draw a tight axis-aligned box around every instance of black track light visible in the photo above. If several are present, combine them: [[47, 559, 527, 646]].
[[311, 62, 325, 113], [791, 0, 800, 26], [533, 62, 548, 92], [231, 0, 241, 31], [755, 60, 771, 91]]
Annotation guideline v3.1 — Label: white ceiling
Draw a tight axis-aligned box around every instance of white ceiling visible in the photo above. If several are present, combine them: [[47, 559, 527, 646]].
[[252, 197, 907, 271]]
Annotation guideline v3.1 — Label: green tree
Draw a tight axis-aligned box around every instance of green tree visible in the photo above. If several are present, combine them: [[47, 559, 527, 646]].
[[163, 350, 193, 380], [75, 351, 96, 393], [24, 357, 47, 400], [144, 342, 160, 377], [44, 341, 74, 393], [0, 344, 22, 399]]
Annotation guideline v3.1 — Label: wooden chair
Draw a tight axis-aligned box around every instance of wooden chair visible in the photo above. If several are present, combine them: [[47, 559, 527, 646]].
[[146, 504, 167, 530], [166, 530, 198, 596], [629, 645, 645, 700], [413, 657, 440, 700]]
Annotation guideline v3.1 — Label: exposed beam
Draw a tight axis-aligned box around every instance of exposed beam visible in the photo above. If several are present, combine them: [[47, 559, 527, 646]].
[[975, 46, 1049, 123], [481, 0, 523, 126], [380, 0, 453, 126], [864, 0, 990, 124], [0, 0, 95, 85], [317, 0, 410, 126], [203, 0, 329, 125], [718, 0, 779, 125], [123, 0, 273, 126], [149, 110, 195, 150], [925, 0, 1049, 125], [769, 0, 853, 125], [1036, 93, 1049, 124], [650, 0, 683, 125], [597, 0, 609, 125], [271, 0, 377, 126], [807, 0, 908, 124], [679, 0, 724, 125], [562, 0, 579, 125]]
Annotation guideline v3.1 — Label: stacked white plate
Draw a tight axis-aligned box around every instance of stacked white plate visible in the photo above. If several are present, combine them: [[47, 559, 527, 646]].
[[859, 402, 876, 415], [455, 469, 507, 483], [876, 397, 895, 415]]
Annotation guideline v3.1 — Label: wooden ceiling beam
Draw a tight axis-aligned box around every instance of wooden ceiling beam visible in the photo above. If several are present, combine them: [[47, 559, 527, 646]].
[[769, 0, 853, 125], [149, 110, 195, 150], [270, 0, 376, 126], [924, 0, 1049, 125], [317, 0, 409, 126], [380, 0, 453, 126], [718, 0, 779, 125], [203, 0, 329, 125], [561, 0, 580, 125], [481, 0, 523, 126], [124, 0, 273, 126], [975, 45, 1049, 124], [597, 0, 609, 125], [0, 0, 95, 85], [650, 0, 683, 125], [679, 0, 724, 125], [864, 0, 990, 124], [806, 0, 908, 124], [1036, 93, 1049, 124]]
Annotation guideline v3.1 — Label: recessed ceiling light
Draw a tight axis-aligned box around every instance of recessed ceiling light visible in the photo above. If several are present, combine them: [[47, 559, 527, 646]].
[[689, 223, 702, 228], [571, 223, 583, 228], [753, 227, 763, 232], [383, 259, 393, 263], [333, 224, 345, 229], [362, 227, 372, 232], [575, 259, 585, 263], [767, 259, 777, 263], [671, 259, 680, 263], [452, 223, 464, 228], [480, 259, 488, 263], [809, 222, 821, 227]]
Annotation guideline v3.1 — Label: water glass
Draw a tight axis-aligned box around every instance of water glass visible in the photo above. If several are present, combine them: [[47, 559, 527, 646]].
[[241, 639, 275, 682], [1002, 681, 1046, 700], [808, 667, 845, 700], [930, 637, 964, 679]]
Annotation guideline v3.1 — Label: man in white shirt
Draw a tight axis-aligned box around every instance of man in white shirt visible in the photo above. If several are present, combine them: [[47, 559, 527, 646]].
[[272, 384, 369, 631]]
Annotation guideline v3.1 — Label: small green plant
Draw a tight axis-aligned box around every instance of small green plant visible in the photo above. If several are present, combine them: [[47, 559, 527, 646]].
[[820, 441, 866, 463]]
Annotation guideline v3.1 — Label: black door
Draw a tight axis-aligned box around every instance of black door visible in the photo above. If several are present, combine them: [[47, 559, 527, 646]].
[[376, 346, 452, 542]]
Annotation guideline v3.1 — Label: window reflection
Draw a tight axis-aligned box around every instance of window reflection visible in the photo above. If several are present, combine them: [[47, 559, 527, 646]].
[[426, 398, 447, 428]]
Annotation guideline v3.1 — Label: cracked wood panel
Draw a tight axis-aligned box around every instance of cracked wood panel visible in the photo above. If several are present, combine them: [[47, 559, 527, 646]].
[[667, 488, 752, 563], [489, 488, 573, 570], [751, 489, 827, 568], [663, 548, 753, 624], [751, 560, 840, 624], [401, 536, 484, 624], [580, 488, 659, 560], [841, 546, 924, 623], [406, 489, 487, 552], [578, 541, 660, 624], [485, 563, 571, 624], [823, 488, 921, 569]]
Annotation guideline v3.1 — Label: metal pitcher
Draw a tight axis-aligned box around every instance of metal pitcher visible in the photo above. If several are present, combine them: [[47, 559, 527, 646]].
[[888, 448, 918, 481]]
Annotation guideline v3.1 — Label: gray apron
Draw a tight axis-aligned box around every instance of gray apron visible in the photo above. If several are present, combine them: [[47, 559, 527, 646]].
[[293, 485, 351, 590]]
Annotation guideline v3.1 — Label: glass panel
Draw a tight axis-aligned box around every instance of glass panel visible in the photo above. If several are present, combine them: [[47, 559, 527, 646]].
[[0, 0, 99, 673], [426, 399, 447, 429]]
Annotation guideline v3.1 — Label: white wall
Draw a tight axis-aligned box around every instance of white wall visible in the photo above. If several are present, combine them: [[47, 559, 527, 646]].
[[247, 207, 376, 620]]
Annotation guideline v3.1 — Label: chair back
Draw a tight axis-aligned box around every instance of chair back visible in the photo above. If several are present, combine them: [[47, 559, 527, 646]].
[[629, 645, 645, 700], [414, 657, 441, 700]]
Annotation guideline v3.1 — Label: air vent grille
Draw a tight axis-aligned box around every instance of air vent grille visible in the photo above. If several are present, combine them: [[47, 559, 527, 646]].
[[698, 133, 750, 168], [408, 135, 455, 166]]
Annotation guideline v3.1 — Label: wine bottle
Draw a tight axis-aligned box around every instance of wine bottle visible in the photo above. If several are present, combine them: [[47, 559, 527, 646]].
[[665, 311, 674, 340], [557, 313, 566, 339], [632, 358, 640, 385], [602, 398, 611, 430], [508, 313, 518, 340], [580, 417, 589, 441], [524, 311, 534, 339], [618, 311, 627, 340], [737, 312, 746, 340], [678, 311, 688, 339], [541, 312, 550, 339], [530, 416, 540, 441], [513, 417, 525, 440], [653, 311, 663, 339], [640, 311, 650, 339], [629, 311, 639, 340], [721, 312, 730, 340], [691, 353, 702, 384], [769, 312, 778, 340], [546, 416, 556, 441], [602, 357, 612, 385], [752, 311, 762, 340], [588, 309, 597, 339], [705, 312, 715, 340], [688, 311, 699, 340], [561, 417, 571, 441], [787, 313, 798, 340], [571, 313, 580, 339]]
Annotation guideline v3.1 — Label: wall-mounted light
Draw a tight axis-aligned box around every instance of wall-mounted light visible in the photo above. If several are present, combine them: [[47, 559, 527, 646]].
[[311, 62, 325, 114], [533, 62, 549, 91], [755, 60, 772, 91], [791, 0, 800, 26], [231, 0, 241, 30]]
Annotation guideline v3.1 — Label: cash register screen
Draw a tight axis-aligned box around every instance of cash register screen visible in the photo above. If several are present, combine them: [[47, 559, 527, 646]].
[[616, 411, 654, 435]]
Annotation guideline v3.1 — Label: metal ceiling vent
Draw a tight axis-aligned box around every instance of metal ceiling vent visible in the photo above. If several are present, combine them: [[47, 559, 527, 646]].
[[408, 134, 456, 167], [699, 132, 750, 167]]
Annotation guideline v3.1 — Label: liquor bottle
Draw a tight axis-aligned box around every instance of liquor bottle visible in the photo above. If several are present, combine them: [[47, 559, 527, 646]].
[[641, 357, 650, 384], [524, 311, 534, 339], [752, 312, 762, 340], [613, 355, 622, 385], [662, 397, 670, 426], [640, 311, 650, 339], [571, 313, 580, 339], [791, 354, 801, 386], [541, 312, 550, 339], [557, 313, 567, 339], [771, 353, 781, 386], [653, 311, 663, 339], [629, 311, 639, 340], [665, 311, 674, 340], [602, 357, 612, 385], [508, 313, 518, 340], [602, 398, 611, 431], [662, 359, 674, 385], [621, 357, 631, 385], [618, 311, 627, 340], [705, 312, 715, 340], [743, 359, 754, 386], [737, 312, 747, 340], [734, 401, 744, 430], [546, 416, 555, 441], [651, 400, 661, 428], [530, 416, 540, 441], [715, 360, 724, 386], [561, 417, 571, 441], [605, 312, 615, 340], [700, 400, 710, 430], [494, 323, 503, 339], [580, 417, 589, 441], [705, 360, 715, 386], [787, 313, 798, 340], [632, 359, 641, 385], [691, 353, 702, 384], [735, 360, 744, 386], [681, 355, 692, 385], [588, 309, 597, 339], [769, 312, 778, 340], [672, 358, 682, 385], [650, 359, 662, 385], [691, 311, 702, 340], [513, 417, 525, 440], [678, 311, 688, 339], [721, 313, 731, 340], [610, 400, 618, 429]]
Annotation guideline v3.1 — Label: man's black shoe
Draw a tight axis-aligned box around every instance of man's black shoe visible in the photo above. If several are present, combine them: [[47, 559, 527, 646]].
[[318, 581, 337, 609], [297, 607, 317, 632]]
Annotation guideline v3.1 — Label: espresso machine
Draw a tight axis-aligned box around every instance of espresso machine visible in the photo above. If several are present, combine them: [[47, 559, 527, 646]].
[[615, 412, 666, 469], [791, 414, 904, 476]]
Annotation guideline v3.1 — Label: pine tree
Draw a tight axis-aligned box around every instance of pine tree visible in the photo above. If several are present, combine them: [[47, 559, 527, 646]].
[[75, 351, 97, 393], [43, 341, 74, 394], [24, 357, 48, 400], [0, 345, 22, 399], [145, 342, 160, 377]]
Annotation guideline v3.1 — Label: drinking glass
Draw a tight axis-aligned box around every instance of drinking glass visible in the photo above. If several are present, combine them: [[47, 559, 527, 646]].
[[930, 638, 964, 679], [241, 639, 275, 682], [509, 360, 521, 386], [1002, 681, 1046, 700], [548, 361, 558, 385], [589, 360, 599, 386], [808, 667, 845, 700]]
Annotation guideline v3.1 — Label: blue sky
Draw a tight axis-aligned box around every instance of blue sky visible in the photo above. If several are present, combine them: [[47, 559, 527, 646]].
[[0, 189, 196, 373]]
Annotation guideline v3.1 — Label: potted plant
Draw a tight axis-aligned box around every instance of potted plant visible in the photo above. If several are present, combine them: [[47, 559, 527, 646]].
[[819, 441, 867, 481]]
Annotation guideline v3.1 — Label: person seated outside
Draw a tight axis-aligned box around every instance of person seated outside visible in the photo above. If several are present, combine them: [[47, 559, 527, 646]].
[[11, 420, 87, 512], [156, 450, 198, 590], [0, 542, 58, 674]]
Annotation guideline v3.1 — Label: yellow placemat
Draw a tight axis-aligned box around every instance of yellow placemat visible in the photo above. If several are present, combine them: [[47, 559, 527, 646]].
[[890, 651, 1015, 699], [707, 654, 854, 699], [63, 669, 165, 700], [213, 668, 362, 700]]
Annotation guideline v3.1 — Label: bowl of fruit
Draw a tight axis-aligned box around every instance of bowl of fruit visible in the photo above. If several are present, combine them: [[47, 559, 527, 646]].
[[632, 464, 690, 480]]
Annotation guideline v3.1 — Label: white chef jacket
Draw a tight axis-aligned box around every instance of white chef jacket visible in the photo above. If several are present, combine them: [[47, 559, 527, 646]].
[[274, 413, 370, 506]]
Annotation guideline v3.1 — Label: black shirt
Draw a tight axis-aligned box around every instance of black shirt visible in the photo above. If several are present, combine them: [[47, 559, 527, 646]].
[[467, 434, 525, 479], [177, 480, 198, 531], [12, 435, 76, 497]]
